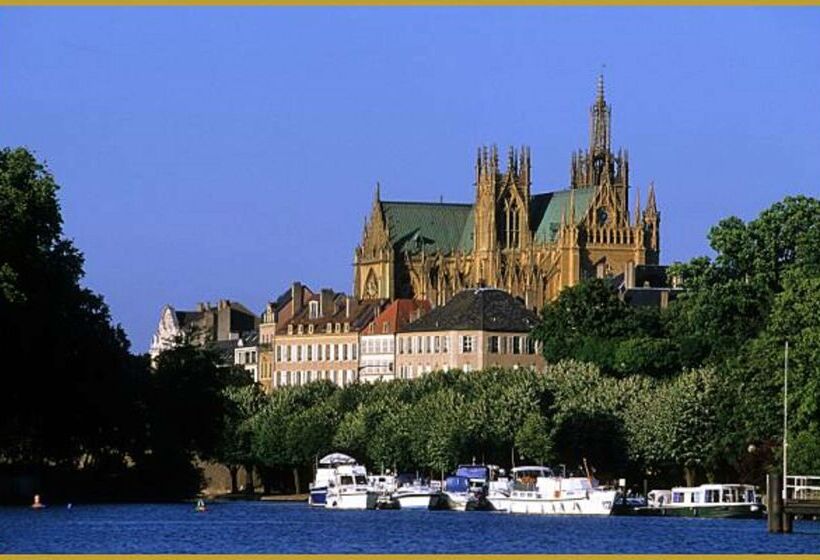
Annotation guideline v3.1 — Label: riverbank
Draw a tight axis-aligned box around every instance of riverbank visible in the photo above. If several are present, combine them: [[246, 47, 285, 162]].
[[202, 492, 308, 502]]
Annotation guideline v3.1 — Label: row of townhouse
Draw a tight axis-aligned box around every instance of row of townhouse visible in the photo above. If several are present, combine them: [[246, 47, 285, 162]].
[[253, 282, 545, 392]]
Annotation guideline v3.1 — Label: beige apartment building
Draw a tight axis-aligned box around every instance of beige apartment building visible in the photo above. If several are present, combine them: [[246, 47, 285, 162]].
[[257, 282, 316, 391], [270, 288, 384, 389], [395, 288, 544, 379]]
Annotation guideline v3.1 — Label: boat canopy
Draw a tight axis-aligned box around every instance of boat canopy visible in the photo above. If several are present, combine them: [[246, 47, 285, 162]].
[[445, 475, 470, 493], [319, 452, 357, 466], [456, 465, 489, 479], [512, 466, 552, 475]]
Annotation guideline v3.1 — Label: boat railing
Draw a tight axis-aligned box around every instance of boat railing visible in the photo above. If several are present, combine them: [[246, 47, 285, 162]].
[[785, 475, 820, 502]]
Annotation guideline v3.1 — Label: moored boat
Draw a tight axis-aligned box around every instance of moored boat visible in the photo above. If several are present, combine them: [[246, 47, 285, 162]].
[[504, 472, 617, 515], [623, 484, 763, 518], [393, 480, 442, 510], [487, 466, 552, 512], [325, 462, 379, 510], [369, 473, 399, 509], [309, 452, 357, 507], [442, 464, 494, 511]]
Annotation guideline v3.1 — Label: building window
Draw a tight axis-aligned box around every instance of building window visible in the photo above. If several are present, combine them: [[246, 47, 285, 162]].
[[276, 345, 282, 362], [297, 324, 304, 335], [285, 345, 292, 362], [318, 345, 324, 361], [308, 324, 314, 334], [443, 336, 450, 353], [382, 322, 390, 334], [352, 344, 357, 360], [342, 344, 348, 361], [326, 323, 332, 333], [344, 323, 350, 333], [287, 324, 293, 335], [296, 345, 302, 361], [335, 323, 341, 333], [307, 345, 313, 361], [489, 336, 499, 354], [461, 335, 474, 353], [526, 337, 536, 354], [309, 301, 319, 319], [512, 336, 521, 355], [424, 336, 431, 354]]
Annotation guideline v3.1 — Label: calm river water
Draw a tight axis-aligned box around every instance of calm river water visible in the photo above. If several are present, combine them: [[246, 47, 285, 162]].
[[1, 501, 819, 554]]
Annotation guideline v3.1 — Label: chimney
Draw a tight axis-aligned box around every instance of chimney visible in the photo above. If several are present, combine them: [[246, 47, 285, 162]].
[[320, 289, 335, 318], [291, 282, 304, 315], [345, 296, 351, 318], [626, 261, 636, 289]]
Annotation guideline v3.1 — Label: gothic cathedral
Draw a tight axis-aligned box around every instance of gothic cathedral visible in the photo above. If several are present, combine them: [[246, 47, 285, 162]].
[[353, 77, 660, 311]]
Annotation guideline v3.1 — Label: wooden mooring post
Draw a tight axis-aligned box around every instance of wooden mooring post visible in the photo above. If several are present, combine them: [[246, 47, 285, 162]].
[[767, 473, 794, 533]]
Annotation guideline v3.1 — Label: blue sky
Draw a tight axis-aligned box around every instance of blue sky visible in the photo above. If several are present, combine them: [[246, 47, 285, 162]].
[[2, 8, 819, 352]]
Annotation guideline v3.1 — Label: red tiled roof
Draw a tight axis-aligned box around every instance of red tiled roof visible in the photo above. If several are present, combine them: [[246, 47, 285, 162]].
[[363, 299, 431, 335]]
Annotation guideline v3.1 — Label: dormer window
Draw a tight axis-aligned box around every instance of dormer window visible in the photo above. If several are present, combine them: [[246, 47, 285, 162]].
[[308, 324, 314, 334], [382, 321, 390, 334], [308, 301, 319, 319], [326, 323, 332, 333], [297, 324, 304, 335], [344, 323, 350, 333], [335, 323, 341, 333], [287, 324, 293, 335]]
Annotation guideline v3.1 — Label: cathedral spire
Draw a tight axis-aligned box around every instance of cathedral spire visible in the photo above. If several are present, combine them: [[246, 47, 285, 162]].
[[374, 181, 381, 203], [590, 73, 611, 157], [633, 186, 641, 227], [646, 181, 657, 215]]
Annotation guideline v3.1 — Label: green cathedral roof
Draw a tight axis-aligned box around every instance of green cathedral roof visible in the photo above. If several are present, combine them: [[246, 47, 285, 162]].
[[380, 186, 597, 255], [381, 201, 474, 254]]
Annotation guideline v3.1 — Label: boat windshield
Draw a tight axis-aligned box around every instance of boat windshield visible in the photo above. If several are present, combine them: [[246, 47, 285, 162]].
[[340, 475, 354, 486], [355, 475, 367, 485], [445, 476, 470, 493]]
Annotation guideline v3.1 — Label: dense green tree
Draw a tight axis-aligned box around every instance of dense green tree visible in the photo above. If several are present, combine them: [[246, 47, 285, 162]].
[[0, 147, 145, 477], [215, 383, 266, 493], [515, 413, 553, 465]]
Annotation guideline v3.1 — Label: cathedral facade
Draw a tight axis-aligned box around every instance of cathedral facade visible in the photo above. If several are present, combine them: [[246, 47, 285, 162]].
[[353, 78, 660, 311]]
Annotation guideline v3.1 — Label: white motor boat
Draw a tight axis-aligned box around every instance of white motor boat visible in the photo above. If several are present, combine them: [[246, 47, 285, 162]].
[[487, 466, 552, 512], [309, 452, 357, 507], [442, 464, 491, 511], [505, 472, 617, 515], [392, 480, 442, 510], [325, 463, 379, 510], [368, 473, 399, 509]]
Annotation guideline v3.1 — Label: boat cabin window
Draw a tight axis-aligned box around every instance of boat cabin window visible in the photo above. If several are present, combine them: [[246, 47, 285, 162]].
[[355, 475, 367, 485], [672, 492, 684, 503], [705, 489, 720, 503], [746, 489, 754, 503], [691, 492, 700, 503], [722, 489, 732, 503], [340, 476, 354, 486]]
